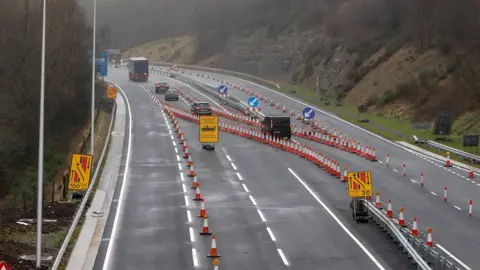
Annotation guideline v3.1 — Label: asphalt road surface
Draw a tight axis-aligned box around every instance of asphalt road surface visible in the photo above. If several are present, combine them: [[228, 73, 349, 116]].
[[168, 67, 479, 269], [90, 68, 417, 270]]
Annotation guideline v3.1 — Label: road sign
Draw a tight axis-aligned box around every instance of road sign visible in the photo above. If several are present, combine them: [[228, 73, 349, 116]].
[[199, 115, 219, 143], [302, 107, 315, 120], [0, 261, 9, 270], [107, 84, 117, 99], [218, 85, 228, 94], [347, 171, 373, 198], [248, 96, 259, 108], [68, 153, 93, 190]]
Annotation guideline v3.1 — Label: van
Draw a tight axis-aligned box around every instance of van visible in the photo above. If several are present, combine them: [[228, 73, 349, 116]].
[[261, 116, 292, 139]]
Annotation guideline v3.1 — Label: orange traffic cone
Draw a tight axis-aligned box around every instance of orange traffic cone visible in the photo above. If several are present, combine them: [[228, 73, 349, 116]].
[[207, 234, 221, 258], [188, 165, 196, 177], [426, 228, 433, 247], [187, 156, 194, 167], [375, 192, 381, 209], [200, 214, 212, 235], [444, 152, 452, 167], [398, 207, 406, 227], [183, 147, 190, 158], [191, 176, 200, 189], [193, 187, 203, 201], [411, 217, 418, 237], [387, 200, 392, 218], [343, 166, 348, 182], [199, 198, 206, 218], [469, 170, 475, 179]]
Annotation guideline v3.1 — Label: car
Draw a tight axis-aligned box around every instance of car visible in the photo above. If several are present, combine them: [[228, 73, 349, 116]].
[[165, 89, 179, 101], [155, 82, 169, 94], [191, 102, 212, 115]]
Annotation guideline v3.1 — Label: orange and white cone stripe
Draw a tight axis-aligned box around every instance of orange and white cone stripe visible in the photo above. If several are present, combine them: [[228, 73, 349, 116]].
[[398, 207, 406, 227], [207, 234, 221, 258], [200, 214, 212, 235], [411, 217, 418, 237], [426, 228, 433, 247]]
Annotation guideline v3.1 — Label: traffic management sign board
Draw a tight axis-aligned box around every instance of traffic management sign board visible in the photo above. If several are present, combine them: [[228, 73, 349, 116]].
[[302, 107, 315, 120], [347, 171, 373, 198], [248, 96, 259, 108], [218, 85, 228, 94], [0, 261, 9, 270], [68, 153, 93, 190], [199, 115, 219, 143], [107, 84, 117, 99]]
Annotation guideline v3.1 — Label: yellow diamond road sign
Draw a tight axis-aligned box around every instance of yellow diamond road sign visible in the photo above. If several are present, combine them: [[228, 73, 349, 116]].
[[199, 115, 219, 143], [347, 171, 373, 198], [68, 153, 93, 191]]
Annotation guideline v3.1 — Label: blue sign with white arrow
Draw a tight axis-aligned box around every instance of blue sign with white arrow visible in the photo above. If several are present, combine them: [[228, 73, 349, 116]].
[[248, 96, 259, 108], [302, 107, 315, 120], [218, 85, 228, 94]]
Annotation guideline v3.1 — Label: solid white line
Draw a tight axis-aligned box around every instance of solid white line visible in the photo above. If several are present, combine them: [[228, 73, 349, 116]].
[[266, 227, 276, 241], [431, 191, 437, 196], [226, 155, 232, 161], [236, 172, 243, 181], [103, 84, 133, 270], [454, 205, 462, 211], [288, 168, 385, 270], [242, 183, 250, 193], [257, 209, 266, 222], [436, 244, 471, 270], [189, 227, 195, 242], [277, 249, 289, 266], [231, 162, 237, 170], [187, 211, 192, 223], [192, 248, 199, 267], [178, 163, 182, 171], [249, 195, 257, 206], [184, 196, 190, 207]]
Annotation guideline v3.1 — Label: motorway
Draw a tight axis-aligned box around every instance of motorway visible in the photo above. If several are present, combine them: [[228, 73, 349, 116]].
[[168, 67, 480, 269], [90, 67, 418, 270]]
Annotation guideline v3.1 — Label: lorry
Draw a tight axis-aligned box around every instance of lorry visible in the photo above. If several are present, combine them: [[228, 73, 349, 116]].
[[128, 57, 149, 82], [261, 116, 292, 140], [105, 49, 122, 67]]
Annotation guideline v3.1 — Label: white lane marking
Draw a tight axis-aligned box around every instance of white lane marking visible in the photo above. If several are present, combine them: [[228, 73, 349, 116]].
[[187, 211, 192, 223], [226, 155, 232, 161], [231, 162, 237, 170], [103, 84, 133, 270], [242, 183, 250, 193], [184, 196, 190, 207], [392, 169, 398, 173], [182, 184, 187, 193], [178, 163, 183, 171], [454, 205, 462, 211], [378, 161, 384, 164], [173, 141, 177, 147], [266, 227, 276, 241], [189, 227, 195, 242], [288, 168, 386, 270], [176, 155, 180, 161], [257, 209, 266, 222], [192, 248, 199, 267], [180, 174, 185, 182], [236, 172, 243, 181], [277, 249, 289, 266], [174, 148, 178, 154], [410, 179, 417, 183], [436, 244, 471, 270], [249, 195, 257, 206], [430, 191, 437, 196]]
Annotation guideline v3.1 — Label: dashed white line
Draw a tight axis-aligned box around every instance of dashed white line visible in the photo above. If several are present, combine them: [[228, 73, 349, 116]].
[[249, 195, 257, 206], [231, 163, 237, 170], [180, 174, 185, 182], [257, 209, 266, 222], [277, 249, 289, 266], [189, 227, 195, 242], [430, 191, 437, 196], [174, 148, 178, 154], [436, 244, 471, 270], [378, 161, 384, 164], [288, 168, 386, 270], [242, 183, 250, 193], [176, 155, 181, 161], [410, 179, 417, 183], [178, 163, 183, 171], [170, 135, 175, 140], [191, 248, 199, 267], [266, 227, 276, 241], [182, 184, 187, 193], [173, 141, 177, 147], [454, 206, 462, 211], [184, 196, 190, 207], [392, 169, 398, 173], [187, 211, 192, 223], [226, 155, 232, 161], [236, 172, 243, 181]]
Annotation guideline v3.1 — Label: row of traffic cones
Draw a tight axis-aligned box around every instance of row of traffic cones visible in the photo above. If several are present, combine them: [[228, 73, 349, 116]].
[[164, 109, 222, 265]]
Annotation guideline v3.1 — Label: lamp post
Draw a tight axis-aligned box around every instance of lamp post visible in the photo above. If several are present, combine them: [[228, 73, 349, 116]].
[[90, 0, 97, 155], [36, 0, 47, 268]]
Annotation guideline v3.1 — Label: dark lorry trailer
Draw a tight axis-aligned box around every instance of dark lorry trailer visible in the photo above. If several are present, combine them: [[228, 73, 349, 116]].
[[128, 57, 149, 82], [261, 116, 292, 140]]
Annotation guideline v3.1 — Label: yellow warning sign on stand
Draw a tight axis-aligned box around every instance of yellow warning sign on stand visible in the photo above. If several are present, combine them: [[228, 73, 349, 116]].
[[347, 171, 373, 198], [68, 153, 93, 190], [199, 115, 219, 143], [107, 84, 117, 99]]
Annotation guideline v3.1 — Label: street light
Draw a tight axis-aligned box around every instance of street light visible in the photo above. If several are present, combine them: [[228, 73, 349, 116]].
[[36, 0, 47, 268], [91, 0, 97, 155]]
